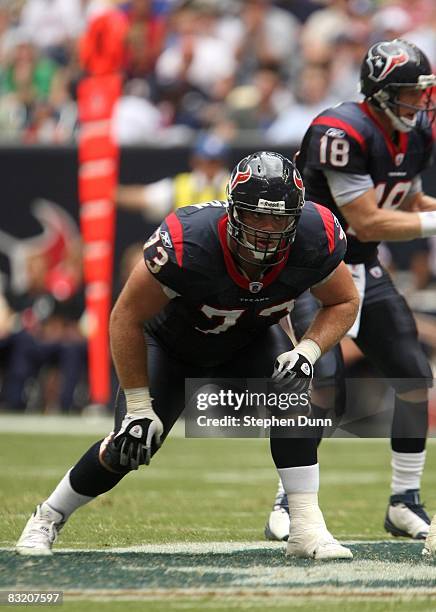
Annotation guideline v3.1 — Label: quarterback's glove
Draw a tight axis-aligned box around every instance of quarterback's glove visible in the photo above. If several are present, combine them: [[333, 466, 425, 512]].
[[272, 348, 314, 392]]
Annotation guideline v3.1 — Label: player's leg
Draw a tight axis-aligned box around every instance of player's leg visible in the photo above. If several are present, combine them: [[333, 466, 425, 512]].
[[15, 336, 187, 555], [230, 325, 352, 559], [265, 291, 345, 542], [355, 265, 432, 540]]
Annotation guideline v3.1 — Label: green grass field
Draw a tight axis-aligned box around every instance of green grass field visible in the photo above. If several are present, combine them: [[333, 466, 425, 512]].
[[2, 425, 436, 611]]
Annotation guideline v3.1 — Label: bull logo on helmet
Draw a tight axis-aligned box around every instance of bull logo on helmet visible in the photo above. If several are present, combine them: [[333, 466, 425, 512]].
[[293, 168, 305, 201], [229, 160, 252, 194], [293, 168, 304, 191], [367, 42, 410, 82]]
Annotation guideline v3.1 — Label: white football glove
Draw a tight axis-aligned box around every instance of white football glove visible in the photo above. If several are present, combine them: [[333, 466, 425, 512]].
[[103, 388, 164, 471], [113, 410, 163, 469], [272, 349, 314, 392]]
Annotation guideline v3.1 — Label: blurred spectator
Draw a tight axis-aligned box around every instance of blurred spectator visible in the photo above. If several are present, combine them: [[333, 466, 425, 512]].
[[116, 132, 229, 221], [156, 0, 236, 123], [300, 0, 372, 64], [266, 63, 337, 145], [1, 29, 60, 102], [404, 4, 436, 69], [0, 28, 76, 141], [20, 0, 85, 65], [328, 23, 369, 102], [276, 0, 324, 24], [0, 3, 21, 64], [371, 6, 413, 44], [233, 0, 300, 83], [112, 78, 162, 144], [123, 0, 167, 82], [225, 63, 293, 132], [394, 0, 435, 30], [1, 243, 87, 414]]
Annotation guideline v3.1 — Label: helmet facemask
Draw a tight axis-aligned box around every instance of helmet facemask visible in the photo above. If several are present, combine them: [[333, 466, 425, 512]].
[[227, 198, 301, 267], [373, 76, 436, 133]]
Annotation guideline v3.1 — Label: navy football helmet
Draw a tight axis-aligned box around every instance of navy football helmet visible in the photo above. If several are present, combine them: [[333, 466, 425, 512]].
[[227, 151, 305, 266], [360, 39, 436, 132]]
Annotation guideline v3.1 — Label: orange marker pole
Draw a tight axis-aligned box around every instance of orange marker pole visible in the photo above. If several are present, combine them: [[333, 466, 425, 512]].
[[77, 10, 127, 406]]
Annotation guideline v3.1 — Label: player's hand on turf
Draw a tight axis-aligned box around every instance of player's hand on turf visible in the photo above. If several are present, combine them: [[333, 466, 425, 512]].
[[272, 349, 313, 393], [113, 412, 164, 469]]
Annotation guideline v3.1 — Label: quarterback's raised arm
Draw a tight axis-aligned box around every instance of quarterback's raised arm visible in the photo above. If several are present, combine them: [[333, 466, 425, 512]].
[[110, 260, 170, 390]]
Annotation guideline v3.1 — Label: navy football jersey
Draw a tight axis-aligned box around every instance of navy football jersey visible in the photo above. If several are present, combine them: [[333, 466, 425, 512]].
[[297, 101, 434, 264], [142, 200, 346, 366]]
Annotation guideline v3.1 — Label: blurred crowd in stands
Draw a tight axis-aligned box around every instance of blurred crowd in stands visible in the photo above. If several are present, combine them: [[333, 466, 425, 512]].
[[0, 0, 434, 145]]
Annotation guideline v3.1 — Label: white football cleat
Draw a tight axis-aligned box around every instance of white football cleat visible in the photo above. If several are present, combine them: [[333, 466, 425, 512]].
[[384, 490, 430, 540], [265, 507, 291, 542], [422, 514, 436, 557], [16, 503, 64, 556], [287, 528, 353, 560], [286, 505, 352, 560], [265, 481, 290, 541]]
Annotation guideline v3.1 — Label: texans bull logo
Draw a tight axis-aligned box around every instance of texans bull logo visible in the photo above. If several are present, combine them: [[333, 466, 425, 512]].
[[229, 161, 252, 193], [367, 42, 409, 82], [293, 168, 304, 191]]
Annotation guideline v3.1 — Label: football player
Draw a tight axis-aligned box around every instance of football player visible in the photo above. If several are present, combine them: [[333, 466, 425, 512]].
[[265, 39, 436, 543], [16, 152, 359, 560]]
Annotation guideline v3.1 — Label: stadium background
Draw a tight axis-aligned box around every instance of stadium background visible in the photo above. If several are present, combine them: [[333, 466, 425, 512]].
[[2, 0, 436, 610]]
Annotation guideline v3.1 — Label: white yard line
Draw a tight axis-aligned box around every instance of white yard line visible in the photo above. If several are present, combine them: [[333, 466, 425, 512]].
[[0, 540, 421, 554]]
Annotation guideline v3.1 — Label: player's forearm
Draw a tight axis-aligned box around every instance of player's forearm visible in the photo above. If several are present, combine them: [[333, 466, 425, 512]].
[[302, 298, 359, 355], [354, 209, 426, 242], [109, 305, 149, 390]]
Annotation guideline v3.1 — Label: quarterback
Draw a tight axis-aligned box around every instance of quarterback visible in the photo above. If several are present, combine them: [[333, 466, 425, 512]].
[[265, 39, 436, 546]]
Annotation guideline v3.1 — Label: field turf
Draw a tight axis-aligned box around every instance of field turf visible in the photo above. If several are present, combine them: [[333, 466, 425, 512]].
[[2, 420, 436, 610]]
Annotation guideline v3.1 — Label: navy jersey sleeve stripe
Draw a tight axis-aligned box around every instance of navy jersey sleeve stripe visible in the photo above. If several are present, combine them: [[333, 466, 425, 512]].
[[165, 212, 184, 267], [312, 116, 367, 152]]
